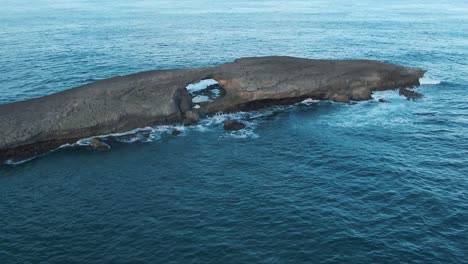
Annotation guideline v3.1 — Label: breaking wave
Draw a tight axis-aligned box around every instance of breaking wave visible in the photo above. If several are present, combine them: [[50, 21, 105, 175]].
[[420, 76, 441, 85]]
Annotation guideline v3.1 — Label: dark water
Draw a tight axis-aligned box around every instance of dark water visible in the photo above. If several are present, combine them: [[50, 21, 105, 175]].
[[1, 1, 467, 263]]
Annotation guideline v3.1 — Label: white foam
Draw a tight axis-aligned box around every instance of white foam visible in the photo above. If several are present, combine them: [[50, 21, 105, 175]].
[[71, 125, 180, 146], [190, 109, 279, 139], [315, 90, 414, 128], [192, 95, 211, 103], [197, 112, 261, 139], [97, 126, 154, 138], [3, 104, 294, 165], [186, 79, 218, 93], [419, 76, 441, 85], [4, 157, 36, 165], [222, 129, 259, 139], [58, 143, 75, 149], [211, 88, 221, 96], [297, 98, 320, 105]]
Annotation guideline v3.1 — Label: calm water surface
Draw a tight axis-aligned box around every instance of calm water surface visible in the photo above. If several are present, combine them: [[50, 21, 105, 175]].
[[0, 0, 467, 263]]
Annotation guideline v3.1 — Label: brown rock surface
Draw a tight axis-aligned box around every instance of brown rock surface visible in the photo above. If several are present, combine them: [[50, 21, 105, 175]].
[[223, 120, 247, 131], [0, 56, 425, 162], [399, 87, 424, 100], [88, 138, 110, 151]]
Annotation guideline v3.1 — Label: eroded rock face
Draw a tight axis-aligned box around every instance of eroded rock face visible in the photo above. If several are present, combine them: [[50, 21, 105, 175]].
[[0, 56, 425, 162], [183, 111, 199, 125]]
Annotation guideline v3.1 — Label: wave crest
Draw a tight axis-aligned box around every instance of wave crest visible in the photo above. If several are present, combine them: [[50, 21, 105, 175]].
[[420, 76, 441, 85]]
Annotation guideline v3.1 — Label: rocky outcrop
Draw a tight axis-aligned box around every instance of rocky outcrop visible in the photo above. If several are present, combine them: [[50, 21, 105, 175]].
[[399, 87, 424, 100], [88, 138, 110, 151], [171, 129, 182, 136], [183, 111, 200, 125], [223, 120, 247, 131], [0, 56, 425, 162]]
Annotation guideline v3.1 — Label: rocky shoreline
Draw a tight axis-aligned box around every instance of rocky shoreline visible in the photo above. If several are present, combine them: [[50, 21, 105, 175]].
[[0, 56, 425, 162]]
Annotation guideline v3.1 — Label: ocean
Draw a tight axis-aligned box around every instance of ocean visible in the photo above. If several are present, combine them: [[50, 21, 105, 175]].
[[0, 0, 467, 263]]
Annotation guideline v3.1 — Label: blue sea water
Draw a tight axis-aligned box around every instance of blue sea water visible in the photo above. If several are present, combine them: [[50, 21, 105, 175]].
[[1, 0, 467, 263]]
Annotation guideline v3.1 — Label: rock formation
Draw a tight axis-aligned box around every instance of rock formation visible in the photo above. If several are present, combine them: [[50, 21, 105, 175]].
[[223, 120, 247, 131], [0, 56, 425, 162], [88, 138, 110, 151], [171, 129, 183, 136], [399, 87, 424, 100]]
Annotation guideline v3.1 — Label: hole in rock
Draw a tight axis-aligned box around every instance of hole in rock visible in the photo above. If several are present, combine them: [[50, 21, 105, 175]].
[[186, 79, 223, 106]]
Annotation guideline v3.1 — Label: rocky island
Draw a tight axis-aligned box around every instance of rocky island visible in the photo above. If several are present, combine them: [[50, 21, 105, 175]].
[[0, 56, 425, 162]]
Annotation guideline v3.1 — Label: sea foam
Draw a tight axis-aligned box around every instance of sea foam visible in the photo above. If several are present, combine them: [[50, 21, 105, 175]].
[[420, 76, 441, 85], [186, 79, 219, 93]]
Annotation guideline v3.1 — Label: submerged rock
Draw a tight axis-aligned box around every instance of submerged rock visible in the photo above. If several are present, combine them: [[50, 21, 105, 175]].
[[0, 56, 426, 162], [88, 138, 110, 151], [399, 88, 424, 100], [378, 98, 390, 103], [171, 129, 182, 136], [223, 120, 246, 131]]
